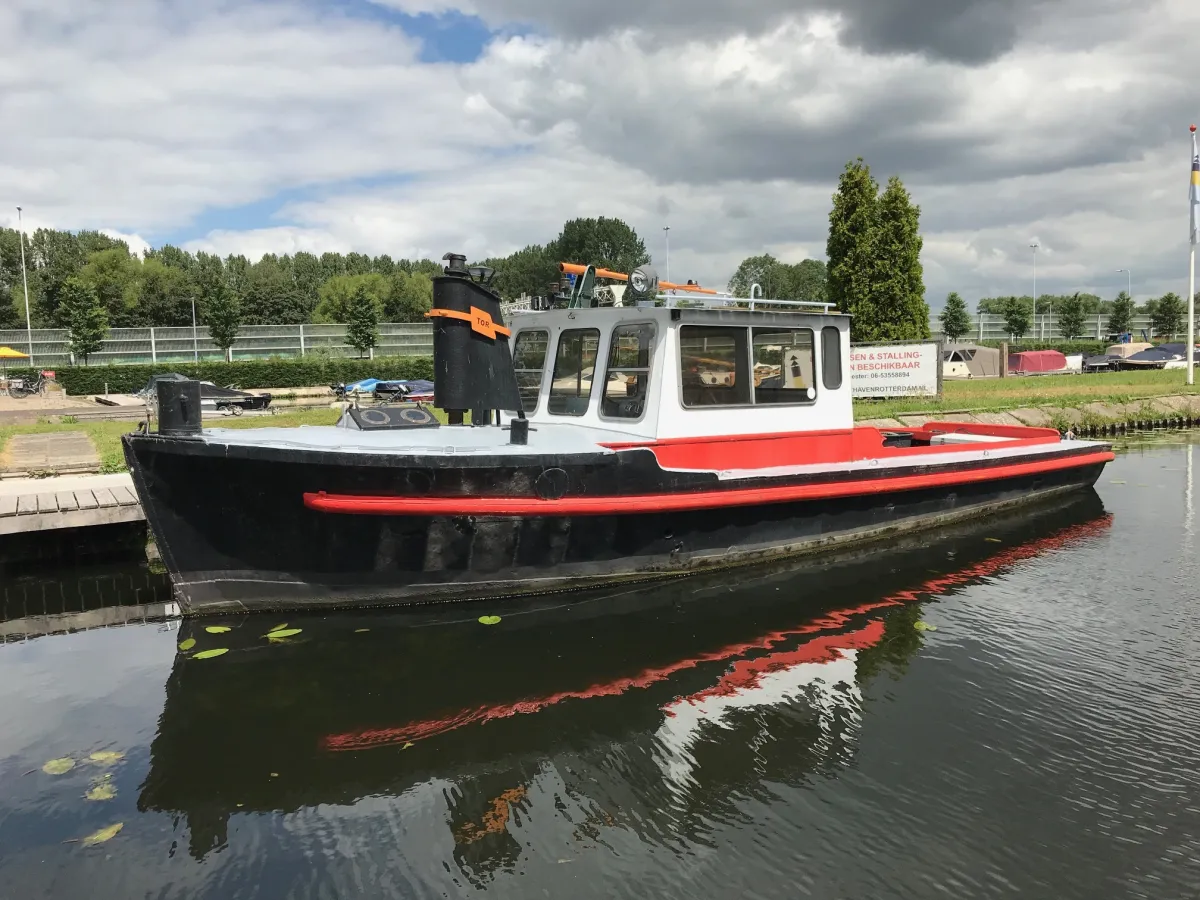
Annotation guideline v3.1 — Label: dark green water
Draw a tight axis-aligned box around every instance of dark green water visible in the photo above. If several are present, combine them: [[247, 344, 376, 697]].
[[2, 437, 1199, 899]]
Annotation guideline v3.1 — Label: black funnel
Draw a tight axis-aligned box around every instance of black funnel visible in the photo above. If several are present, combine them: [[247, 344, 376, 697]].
[[158, 380, 202, 436], [430, 252, 522, 420]]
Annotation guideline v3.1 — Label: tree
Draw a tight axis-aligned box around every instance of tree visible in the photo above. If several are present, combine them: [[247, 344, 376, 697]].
[[477, 245, 558, 301], [1056, 292, 1088, 340], [314, 273, 390, 323], [204, 279, 241, 359], [1149, 292, 1185, 339], [551, 217, 650, 276], [1107, 290, 1135, 336], [786, 258, 827, 303], [243, 258, 306, 325], [135, 257, 193, 326], [827, 159, 879, 335], [938, 292, 972, 341], [59, 276, 108, 364], [77, 248, 140, 327], [871, 176, 929, 340], [345, 285, 380, 357], [1002, 296, 1031, 339], [385, 271, 433, 322], [728, 254, 789, 298]]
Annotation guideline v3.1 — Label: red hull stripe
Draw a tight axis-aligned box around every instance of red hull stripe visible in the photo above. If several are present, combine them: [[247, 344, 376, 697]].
[[303, 450, 1113, 517]]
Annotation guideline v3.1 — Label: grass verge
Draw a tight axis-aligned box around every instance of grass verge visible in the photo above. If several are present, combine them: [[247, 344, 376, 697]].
[[853, 369, 1200, 420]]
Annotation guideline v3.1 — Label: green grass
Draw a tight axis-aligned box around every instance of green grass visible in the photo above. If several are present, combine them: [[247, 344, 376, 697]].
[[0, 404, 454, 474], [854, 369, 1200, 420]]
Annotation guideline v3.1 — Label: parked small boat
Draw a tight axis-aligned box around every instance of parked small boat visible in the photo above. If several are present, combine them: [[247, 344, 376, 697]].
[[137, 373, 272, 413], [123, 253, 1113, 614]]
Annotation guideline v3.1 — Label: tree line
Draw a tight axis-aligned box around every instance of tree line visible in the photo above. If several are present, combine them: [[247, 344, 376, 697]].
[[0, 161, 931, 363], [939, 290, 1196, 342]]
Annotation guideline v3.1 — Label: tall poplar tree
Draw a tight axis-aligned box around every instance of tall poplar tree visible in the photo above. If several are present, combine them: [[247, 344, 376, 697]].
[[826, 159, 879, 336], [826, 159, 929, 341]]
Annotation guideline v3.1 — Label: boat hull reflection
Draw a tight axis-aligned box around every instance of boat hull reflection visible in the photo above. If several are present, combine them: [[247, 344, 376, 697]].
[[138, 494, 1111, 867]]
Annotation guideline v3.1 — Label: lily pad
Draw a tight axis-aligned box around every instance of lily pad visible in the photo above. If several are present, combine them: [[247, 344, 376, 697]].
[[88, 751, 124, 765], [354, 628, 370, 633], [265, 628, 302, 640], [268, 623, 289, 633], [913, 621, 938, 632], [178, 638, 196, 651], [205, 626, 232, 634], [85, 783, 117, 801], [193, 648, 229, 660], [42, 758, 75, 775], [478, 615, 502, 626], [82, 823, 123, 846], [984, 537, 1002, 543]]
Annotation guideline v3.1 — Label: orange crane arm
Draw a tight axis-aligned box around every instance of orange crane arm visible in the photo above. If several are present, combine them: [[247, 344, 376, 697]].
[[558, 262, 718, 295]]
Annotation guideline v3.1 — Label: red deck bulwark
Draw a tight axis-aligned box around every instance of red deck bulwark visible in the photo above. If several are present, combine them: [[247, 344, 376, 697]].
[[303, 449, 1113, 517]]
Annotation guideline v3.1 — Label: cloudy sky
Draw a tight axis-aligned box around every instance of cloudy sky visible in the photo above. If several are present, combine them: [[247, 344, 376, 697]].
[[1, 0, 1196, 307]]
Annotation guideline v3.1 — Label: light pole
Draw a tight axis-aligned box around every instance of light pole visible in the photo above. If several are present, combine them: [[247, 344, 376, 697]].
[[16, 207, 32, 362], [1030, 242, 1040, 338], [191, 296, 199, 363], [663, 226, 671, 284]]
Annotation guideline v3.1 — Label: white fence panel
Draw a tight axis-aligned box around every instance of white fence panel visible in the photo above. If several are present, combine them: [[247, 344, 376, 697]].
[[0, 323, 434, 368]]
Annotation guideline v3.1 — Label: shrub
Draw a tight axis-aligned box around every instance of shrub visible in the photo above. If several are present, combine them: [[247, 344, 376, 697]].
[[8, 355, 433, 396]]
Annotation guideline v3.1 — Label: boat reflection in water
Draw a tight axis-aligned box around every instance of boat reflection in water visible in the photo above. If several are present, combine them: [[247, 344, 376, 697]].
[[138, 493, 1111, 881]]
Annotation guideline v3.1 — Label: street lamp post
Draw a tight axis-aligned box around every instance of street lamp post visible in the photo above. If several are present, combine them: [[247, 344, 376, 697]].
[[16, 207, 33, 363], [663, 226, 671, 284], [191, 296, 199, 363], [1030, 242, 1040, 338]]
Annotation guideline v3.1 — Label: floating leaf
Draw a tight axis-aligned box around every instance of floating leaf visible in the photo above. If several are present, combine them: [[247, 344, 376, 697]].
[[270, 772, 279, 777], [193, 648, 229, 660], [913, 621, 938, 632], [88, 751, 124, 765], [268, 623, 289, 633], [984, 537, 1002, 543], [85, 783, 117, 801], [265, 628, 302, 640], [403, 742, 414, 749], [205, 626, 232, 634], [1111, 480, 1127, 485], [478, 615, 502, 626], [82, 823, 123, 846], [354, 628, 370, 633], [42, 758, 75, 775], [178, 638, 196, 651]]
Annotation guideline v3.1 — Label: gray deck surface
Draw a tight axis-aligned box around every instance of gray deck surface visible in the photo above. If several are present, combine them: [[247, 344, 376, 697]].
[[0, 474, 144, 534]]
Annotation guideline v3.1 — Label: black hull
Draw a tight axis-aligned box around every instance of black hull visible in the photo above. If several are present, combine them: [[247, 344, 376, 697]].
[[123, 434, 1108, 614]]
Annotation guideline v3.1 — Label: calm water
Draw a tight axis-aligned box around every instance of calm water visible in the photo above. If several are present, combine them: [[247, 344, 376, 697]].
[[3, 436, 1200, 899]]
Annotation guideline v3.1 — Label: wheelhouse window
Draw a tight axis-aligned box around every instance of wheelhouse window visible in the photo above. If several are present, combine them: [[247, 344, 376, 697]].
[[512, 329, 549, 413], [679, 326, 751, 407], [602, 323, 655, 419], [547, 328, 600, 416], [752, 328, 816, 404], [821, 325, 842, 391]]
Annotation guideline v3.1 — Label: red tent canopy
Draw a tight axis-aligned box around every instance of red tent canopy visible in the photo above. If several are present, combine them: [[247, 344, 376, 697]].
[[1008, 349, 1067, 374]]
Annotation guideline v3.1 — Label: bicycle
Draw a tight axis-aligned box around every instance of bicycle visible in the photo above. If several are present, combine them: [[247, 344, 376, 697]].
[[7, 373, 46, 399]]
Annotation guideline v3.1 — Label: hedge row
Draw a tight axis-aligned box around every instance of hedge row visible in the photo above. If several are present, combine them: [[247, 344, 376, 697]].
[[975, 340, 1108, 356], [6, 356, 434, 396]]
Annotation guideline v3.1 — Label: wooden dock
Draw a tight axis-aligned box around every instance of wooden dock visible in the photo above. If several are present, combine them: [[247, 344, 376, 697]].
[[0, 474, 144, 535]]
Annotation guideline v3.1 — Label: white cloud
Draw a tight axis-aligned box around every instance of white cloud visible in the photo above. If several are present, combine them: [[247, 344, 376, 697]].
[[4, 0, 1200, 305]]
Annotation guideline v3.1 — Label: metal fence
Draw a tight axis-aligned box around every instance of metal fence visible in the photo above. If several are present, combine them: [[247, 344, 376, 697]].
[[0, 323, 434, 368], [929, 312, 1177, 343]]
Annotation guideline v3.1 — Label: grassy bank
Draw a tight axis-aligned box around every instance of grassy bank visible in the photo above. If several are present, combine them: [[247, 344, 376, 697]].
[[854, 370, 1200, 420]]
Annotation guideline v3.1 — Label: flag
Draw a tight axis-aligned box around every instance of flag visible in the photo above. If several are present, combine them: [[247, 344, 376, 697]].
[[1192, 129, 1200, 246]]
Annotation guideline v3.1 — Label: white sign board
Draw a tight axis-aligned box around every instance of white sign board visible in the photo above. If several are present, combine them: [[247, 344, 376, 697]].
[[849, 342, 941, 398]]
